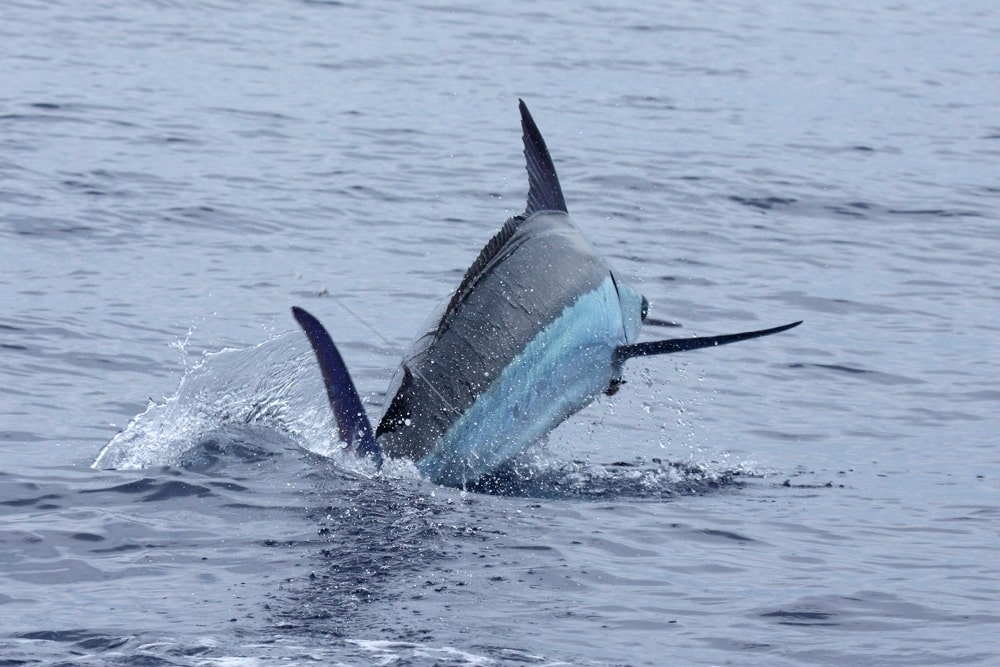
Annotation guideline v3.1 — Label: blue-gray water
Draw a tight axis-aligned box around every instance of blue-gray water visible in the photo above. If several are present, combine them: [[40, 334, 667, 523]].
[[2, 2, 999, 665]]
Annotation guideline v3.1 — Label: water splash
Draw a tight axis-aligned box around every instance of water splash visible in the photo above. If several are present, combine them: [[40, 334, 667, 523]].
[[93, 332, 341, 470], [468, 449, 758, 499]]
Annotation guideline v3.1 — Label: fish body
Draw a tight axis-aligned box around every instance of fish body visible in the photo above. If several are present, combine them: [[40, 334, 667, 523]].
[[292, 101, 799, 487]]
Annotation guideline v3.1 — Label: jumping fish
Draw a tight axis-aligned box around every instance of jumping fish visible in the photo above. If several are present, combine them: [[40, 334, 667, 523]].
[[292, 100, 800, 488]]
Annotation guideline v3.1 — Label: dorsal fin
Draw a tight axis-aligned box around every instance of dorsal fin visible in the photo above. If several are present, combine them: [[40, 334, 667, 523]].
[[437, 101, 565, 326], [442, 215, 522, 322], [519, 99, 568, 216]]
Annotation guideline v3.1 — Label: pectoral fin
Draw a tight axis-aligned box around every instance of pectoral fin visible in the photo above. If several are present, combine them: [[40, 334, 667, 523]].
[[292, 306, 382, 464]]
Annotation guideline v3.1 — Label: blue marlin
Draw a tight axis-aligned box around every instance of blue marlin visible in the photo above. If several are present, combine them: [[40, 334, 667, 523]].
[[292, 100, 800, 488]]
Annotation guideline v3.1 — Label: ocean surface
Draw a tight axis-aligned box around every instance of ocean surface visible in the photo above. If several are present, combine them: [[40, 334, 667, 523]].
[[2, 1, 998, 665]]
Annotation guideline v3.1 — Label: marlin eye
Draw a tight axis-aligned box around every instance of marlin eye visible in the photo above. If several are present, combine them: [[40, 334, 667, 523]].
[[640, 296, 649, 321]]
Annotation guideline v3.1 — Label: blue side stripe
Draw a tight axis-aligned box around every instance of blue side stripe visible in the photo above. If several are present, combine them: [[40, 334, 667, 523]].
[[418, 277, 624, 486]]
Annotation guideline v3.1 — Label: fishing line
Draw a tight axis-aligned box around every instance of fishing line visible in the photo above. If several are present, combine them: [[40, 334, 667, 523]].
[[328, 294, 397, 351], [328, 294, 463, 417]]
